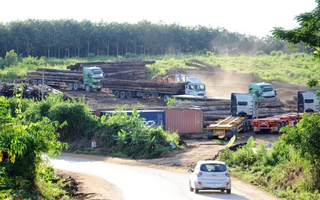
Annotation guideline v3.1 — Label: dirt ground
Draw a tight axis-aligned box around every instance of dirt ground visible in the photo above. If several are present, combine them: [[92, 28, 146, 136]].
[[56, 131, 281, 199], [55, 79, 308, 199]]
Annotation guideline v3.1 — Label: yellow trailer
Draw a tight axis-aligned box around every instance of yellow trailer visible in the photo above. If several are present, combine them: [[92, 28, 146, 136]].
[[207, 116, 250, 140], [206, 93, 258, 140]]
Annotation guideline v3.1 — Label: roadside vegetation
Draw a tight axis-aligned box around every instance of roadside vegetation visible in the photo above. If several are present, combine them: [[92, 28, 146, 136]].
[[0, 91, 182, 199]]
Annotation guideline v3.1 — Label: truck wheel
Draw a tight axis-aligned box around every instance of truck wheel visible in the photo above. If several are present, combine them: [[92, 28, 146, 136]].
[[232, 127, 238, 139], [113, 91, 120, 98], [162, 95, 169, 103], [73, 83, 79, 90], [120, 91, 126, 98], [85, 85, 91, 92], [276, 123, 282, 134], [68, 83, 73, 90], [125, 91, 132, 98], [97, 88, 102, 92]]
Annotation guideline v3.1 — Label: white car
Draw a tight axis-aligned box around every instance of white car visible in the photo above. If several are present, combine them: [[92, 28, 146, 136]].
[[188, 160, 231, 194]]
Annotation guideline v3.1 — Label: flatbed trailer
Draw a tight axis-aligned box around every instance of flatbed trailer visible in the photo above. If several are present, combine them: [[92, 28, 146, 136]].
[[207, 116, 251, 139], [252, 113, 300, 134], [207, 93, 258, 140]]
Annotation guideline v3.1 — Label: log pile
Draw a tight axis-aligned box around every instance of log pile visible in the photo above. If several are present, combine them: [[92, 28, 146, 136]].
[[171, 97, 286, 127], [0, 83, 60, 99], [67, 59, 155, 80], [101, 79, 185, 94], [27, 69, 83, 82]]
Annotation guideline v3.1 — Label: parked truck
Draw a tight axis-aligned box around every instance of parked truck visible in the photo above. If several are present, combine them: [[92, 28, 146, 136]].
[[27, 67, 104, 92], [297, 90, 320, 113], [249, 82, 277, 99], [101, 74, 208, 101], [252, 113, 300, 134], [206, 93, 258, 140]]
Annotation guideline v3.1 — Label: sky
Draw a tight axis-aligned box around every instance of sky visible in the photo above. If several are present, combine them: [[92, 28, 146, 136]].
[[1, 0, 317, 38]]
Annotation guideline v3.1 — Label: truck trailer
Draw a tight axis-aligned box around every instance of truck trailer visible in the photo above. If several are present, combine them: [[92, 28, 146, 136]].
[[27, 67, 104, 92], [252, 113, 300, 134], [206, 93, 258, 140], [101, 74, 207, 101]]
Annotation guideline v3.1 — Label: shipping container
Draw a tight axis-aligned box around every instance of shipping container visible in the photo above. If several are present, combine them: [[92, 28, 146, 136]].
[[165, 109, 203, 134], [100, 110, 165, 129]]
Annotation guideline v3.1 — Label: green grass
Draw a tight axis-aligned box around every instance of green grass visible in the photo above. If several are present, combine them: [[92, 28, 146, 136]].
[[1, 52, 319, 86]]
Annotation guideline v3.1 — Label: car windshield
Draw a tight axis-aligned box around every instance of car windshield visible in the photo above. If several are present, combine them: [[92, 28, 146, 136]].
[[200, 164, 226, 172]]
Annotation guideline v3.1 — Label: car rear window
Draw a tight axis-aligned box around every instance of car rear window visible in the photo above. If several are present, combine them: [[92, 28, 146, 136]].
[[200, 164, 226, 172]]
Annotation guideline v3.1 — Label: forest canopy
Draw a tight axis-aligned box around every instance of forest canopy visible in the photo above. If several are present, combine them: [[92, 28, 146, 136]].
[[0, 19, 310, 59]]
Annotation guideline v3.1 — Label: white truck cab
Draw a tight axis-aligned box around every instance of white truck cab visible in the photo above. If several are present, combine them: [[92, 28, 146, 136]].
[[297, 91, 320, 113]]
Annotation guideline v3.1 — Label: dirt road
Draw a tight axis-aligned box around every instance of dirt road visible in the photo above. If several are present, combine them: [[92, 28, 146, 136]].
[[56, 131, 281, 199]]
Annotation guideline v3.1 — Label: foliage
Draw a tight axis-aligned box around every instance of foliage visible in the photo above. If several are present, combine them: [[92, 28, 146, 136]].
[[217, 113, 320, 199], [5, 50, 18, 67], [97, 107, 182, 159], [0, 19, 310, 59], [0, 96, 68, 199]]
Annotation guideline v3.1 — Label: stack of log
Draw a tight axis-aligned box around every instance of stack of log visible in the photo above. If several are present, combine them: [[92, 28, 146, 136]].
[[0, 83, 60, 99], [171, 97, 286, 127], [27, 68, 83, 82], [257, 97, 286, 117], [101, 79, 185, 94], [67, 59, 155, 80]]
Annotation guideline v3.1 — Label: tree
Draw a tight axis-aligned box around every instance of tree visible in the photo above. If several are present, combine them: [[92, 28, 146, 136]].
[[5, 49, 18, 66], [272, 0, 320, 88], [271, 0, 320, 191]]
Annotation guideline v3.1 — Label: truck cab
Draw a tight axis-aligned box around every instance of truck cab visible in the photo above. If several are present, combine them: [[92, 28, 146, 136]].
[[249, 82, 276, 99], [82, 66, 104, 92], [207, 93, 257, 140], [184, 77, 206, 96], [231, 93, 258, 119], [297, 91, 320, 113]]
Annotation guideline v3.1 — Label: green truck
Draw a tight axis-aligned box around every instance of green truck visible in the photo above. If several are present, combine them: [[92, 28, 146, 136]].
[[249, 82, 277, 99], [27, 66, 104, 92]]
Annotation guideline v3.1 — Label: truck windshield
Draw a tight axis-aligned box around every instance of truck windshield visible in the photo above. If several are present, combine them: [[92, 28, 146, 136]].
[[260, 85, 274, 92], [92, 69, 103, 74], [194, 84, 205, 91]]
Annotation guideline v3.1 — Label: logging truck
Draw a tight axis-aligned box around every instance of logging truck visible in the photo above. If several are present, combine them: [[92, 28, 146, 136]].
[[101, 74, 208, 101], [252, 113, 300, 134], [206, 93, 258, 140], [297, 90, 320, 113], [26, 67, 104, 92]]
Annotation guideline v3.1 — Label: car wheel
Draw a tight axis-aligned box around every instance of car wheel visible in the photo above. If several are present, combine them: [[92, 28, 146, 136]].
[[227, 189, 231, 194], [221, 189, 224, 193], [193, 182, 199, 194], [189, 181, 193, 192]]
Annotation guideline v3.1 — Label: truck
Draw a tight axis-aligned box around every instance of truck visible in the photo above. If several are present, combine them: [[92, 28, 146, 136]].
[[26, 67, 104, 92], [206, 93, 258, 140], [101, 74, 208, 101], [249, 82, 277, 99], [252, 113, 300, 134], [297, 90, 320, 113]]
